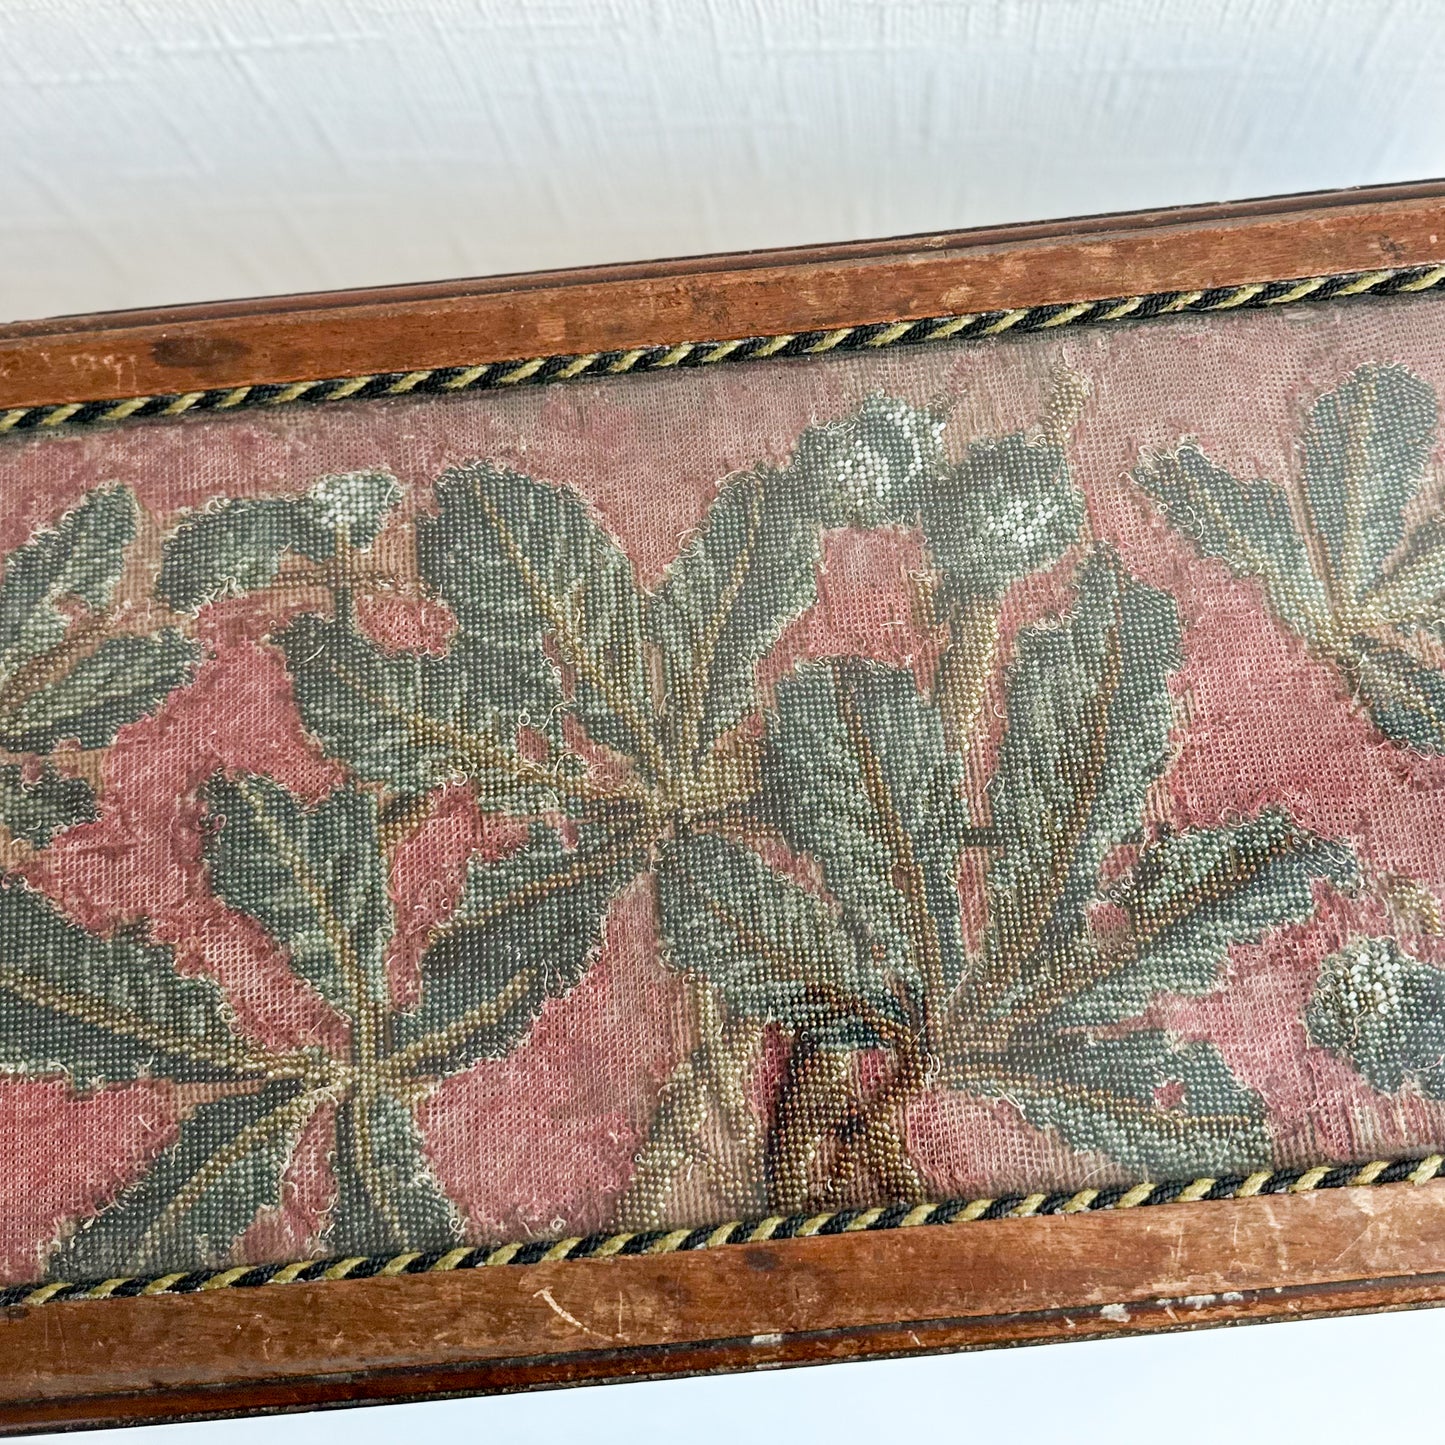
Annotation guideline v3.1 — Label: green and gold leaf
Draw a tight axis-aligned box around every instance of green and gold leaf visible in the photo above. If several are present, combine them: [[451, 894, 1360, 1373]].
[[50, 1080, 317, 1278], [955, 1031, 1270, 1176], [1058, 810, 1357, 1026], [330, 1091, 460, 1256], [1133, 444, 1331, 639], [656, 830, 900, 1045], [1302, 364, 1437, 606], [158, 471, 400, 611], [1346, 634, 1445, 754], [393, 824, 644, 1076], [1366, 516, 1445, 631], [1136, 368, 1445, 755], [0, 486, 135, 670], [419, 464, 655, 769], [204, 775, 393, 1021], [646, 463, 817, 765], [986, 551, 1180, 981], [764, 658, 970, 1005], [158, 497, 299, 611], [0, 487, 199, 757], [0, 630, 198, 753], [0, 764, 96, 847], [647, 396, 945, 765], [1308, 936, 1445, 1097], [0, 874, 257, 1088], [279, 609, 568, 809]]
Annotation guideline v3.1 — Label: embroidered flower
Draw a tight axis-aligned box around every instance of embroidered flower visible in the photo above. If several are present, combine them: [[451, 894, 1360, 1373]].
[[304, 470, 401, 538], [1322, 937, 1406, 1020], [1308, 935, 1445, 1096], [795, 392, 946, 524]]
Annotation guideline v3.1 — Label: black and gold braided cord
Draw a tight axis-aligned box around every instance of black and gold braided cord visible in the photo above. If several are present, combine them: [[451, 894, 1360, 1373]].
[[7, 1151, 1439, 1309], [4, 264, 1445, 438], [4, 264, 1445, 1308]]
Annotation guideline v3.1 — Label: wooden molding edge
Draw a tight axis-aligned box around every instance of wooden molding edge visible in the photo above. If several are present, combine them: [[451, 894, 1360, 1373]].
[[1, 1182, 1443, 1433], [2, 183, 1445, 1430], [3, 180, 1445, 409]]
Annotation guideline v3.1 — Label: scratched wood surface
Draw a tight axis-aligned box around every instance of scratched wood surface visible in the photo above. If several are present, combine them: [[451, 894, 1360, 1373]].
[[2, 181, 1445, 409], [1, 181, 1444, 1432], [1, 1183, 1443, 1432]]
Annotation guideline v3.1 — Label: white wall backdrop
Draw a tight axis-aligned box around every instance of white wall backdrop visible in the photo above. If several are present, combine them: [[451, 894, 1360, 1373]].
[[5, 1, 1445, 1439], [4, 0, 1445, 321]]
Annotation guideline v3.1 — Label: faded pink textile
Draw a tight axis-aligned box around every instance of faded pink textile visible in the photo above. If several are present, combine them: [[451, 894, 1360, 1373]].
[[2, 292, 1445, 1285]]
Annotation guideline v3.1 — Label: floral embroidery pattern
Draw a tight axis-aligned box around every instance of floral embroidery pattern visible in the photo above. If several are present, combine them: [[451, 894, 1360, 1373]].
[[1136, 364, 1445, 752], [0, 357, 1442, 1283], [0, 487, 197, 847], [1136, 362, 1445, 1113]]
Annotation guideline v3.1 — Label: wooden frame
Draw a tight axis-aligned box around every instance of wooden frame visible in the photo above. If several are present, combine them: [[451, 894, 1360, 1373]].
[[3, 179, 1445, 1433]]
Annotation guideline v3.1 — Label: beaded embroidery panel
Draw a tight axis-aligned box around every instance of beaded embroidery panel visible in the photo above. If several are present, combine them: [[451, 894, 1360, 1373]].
[[2, 290, 1445, 1290]]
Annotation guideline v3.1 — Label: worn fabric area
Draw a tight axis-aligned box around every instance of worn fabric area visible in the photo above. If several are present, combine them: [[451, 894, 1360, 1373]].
[[2, 293, 1445, 1286]]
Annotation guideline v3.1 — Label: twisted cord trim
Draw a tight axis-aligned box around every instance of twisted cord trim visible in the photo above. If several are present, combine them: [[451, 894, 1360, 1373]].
[[4, 264, 1445, 438], [8, 1151, 1440, 1309]]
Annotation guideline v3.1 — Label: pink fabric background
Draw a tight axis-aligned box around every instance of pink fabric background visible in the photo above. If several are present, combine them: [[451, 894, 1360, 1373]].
[[3, 293, 1445, 1281]]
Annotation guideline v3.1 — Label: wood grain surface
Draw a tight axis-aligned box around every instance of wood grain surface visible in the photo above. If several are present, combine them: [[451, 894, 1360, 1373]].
[[2, 181, 1444, 1431], [1, 181, 1444, 409], [1, 1182, 1443, 1432]]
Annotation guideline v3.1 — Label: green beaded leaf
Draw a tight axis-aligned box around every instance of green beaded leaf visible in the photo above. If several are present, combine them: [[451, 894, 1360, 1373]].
[[764, 658, 970, 1002], [647, 396, 945, 765], [1347, 635, 1445, 755], [300, 471, 403, 550], [0, 875, 256, 1089], [919, 432, 1082, 601], [1133, 444, 1331, 639], [986, 550, 1181, 982], [394, 824, 645, 1077], [330, 1091, 460, 1256], [1135, 367, 1445, 756], [50, 1081, 316, 1277], [0, 486, 198, 758], [958, 1031, 1271, 1176], [159, 498, 298, 610], [1308, 937, 1445, 1097], [0, 630, 199, 753], [1058, 810, 1358, 1027], [656, 830, 900, 1045], [203, 775, 393, 1020], [419, 464, 654, 768], [0, 486, 134, 670], [280, 610, 469, 796], [279, 609, 568, 810], [1302, 364, 1437, 606], [157, 471, 400, 611], [0, 764, 96, 848], [938, 554, 1354, 1173], [1369, 516, 1445, 633], [646, 463, 819, 766]]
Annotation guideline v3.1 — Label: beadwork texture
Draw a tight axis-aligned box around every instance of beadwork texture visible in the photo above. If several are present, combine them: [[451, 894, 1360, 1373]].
[[1, 289, 1445, 1292]]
